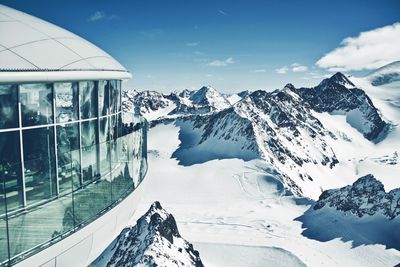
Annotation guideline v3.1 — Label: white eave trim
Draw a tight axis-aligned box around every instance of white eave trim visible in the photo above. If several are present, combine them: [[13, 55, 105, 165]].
[[0, 70, 132, 83]]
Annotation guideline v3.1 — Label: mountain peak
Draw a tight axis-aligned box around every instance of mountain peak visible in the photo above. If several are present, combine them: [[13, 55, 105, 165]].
[[314, 174, 400, 219], [319, 72, 355, 89], [283, 83, 296, 90], [190, 85, 231, 110], [95, 201, 204, 267]]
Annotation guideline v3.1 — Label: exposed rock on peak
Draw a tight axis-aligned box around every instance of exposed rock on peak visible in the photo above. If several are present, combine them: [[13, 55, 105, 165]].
[[318, 72, 355, 89], [314, 174, 400, 219], [94, 201, 203, 267], [189, 85, 231, 111], [295, 75, 388, 142], [283, 83, 296, 90]]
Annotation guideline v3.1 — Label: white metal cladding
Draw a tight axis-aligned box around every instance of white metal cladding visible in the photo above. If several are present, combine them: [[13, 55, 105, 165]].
[[0, 4, 131, 81]]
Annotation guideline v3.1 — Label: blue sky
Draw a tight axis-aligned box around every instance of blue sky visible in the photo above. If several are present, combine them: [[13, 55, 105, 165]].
[[1, 0, 399, 93]]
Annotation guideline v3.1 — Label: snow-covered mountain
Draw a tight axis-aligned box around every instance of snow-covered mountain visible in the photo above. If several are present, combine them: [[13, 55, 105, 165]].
[[313, 174, 400, 219], [93, 202, 203, 267], [295, 72, 388, 141], [366, 61, 400, 86], [123, 86, 231, 120], [123, 72, 393, 199], [297, 174, 400, 251]]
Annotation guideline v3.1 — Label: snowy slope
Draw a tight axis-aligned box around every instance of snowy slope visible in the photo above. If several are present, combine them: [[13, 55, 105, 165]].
[[130, 123, 400, 267], [298, 174, 400, 251], [366, 61, 400, 86]]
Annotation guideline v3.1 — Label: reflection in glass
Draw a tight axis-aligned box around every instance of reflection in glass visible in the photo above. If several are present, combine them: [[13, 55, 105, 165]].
[[109, 80, 120, 114], [20, 83, 53, 126], [81, 120, 99, 182], [110, 114, 118, 141], [99, 117, 110, 143], [7, 196, 73, 264], [0, 131, 23, 211], [0, 84, 18, 129], [98, 81, 109, 116], [0, 170, 7, 264], [57, 123, 81, 194], [23, 127, 56, 205], [54, 82, 78, 123], [79, 81, 97, 119]]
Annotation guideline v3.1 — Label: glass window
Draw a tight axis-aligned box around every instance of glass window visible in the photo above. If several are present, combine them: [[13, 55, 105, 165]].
[[99, 117, 110, 143], [99, 117, 110, 177], [81, 120, 99, 182], [79, 81, 97, 119], [57, 123, 81, 194], [109, 80, 121, 114], [20, 83, 53, 126], [98, 80, 109, 117], [112, 134, 135, 201], [0, 171, 8, 264], [0, 84, 18, 129], [0, 131, 23, 211], [110, 114, 119, 141], [23, 127, 56, 205], [54, 82, 78, 123], [7, 195, 73, 264]]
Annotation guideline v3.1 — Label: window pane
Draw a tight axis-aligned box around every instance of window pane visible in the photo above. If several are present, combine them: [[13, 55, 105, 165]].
[[23, 127, 56, 205], [7, 195, 73, 264], [109, 80, 120, 114], [0, 170, 8, 264], [79, 81, 97, 119], [0, 131, 23, 211], [98, 81, 109, 117], [110, 114, 119, 141], [20, 83, 53, 126], [54, 82, 78, 123], [57, 123, 81, 194], [81, 120, 99, 182], [99, 117, 109, 143], [112, 134, 134, 201], [0, 84, 18, 129]]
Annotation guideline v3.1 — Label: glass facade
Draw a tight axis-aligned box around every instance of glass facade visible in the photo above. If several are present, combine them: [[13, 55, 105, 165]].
[[0, 80, 147, 266]]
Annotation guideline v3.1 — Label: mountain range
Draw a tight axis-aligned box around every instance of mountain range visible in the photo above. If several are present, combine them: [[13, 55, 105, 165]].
[[123, 71, 393, 199]]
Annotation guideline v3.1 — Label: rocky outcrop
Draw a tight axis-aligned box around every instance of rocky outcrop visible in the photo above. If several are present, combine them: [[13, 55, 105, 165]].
[[97, 202, 203, 267], [314, 174, 400, 219]]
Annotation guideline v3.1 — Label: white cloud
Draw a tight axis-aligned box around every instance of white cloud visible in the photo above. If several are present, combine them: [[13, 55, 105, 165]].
[[208, 57, 234, 67], [88, 11, 105, 21], [291, 63, 308, 72], [276, 63, 308, 74], [88, 11, 119, 22], [254, 69, 266, 73], [186, 42, 199, 47], [225, 57, 234, 64], [316, 23, 400, 71], [218, 10, 227, 16], [303, 71, 332, 80], [275, 66, 289, 74]]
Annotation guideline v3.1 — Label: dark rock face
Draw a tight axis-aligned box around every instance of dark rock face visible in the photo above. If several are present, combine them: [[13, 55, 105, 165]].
[[314, 174, 400, 219], [295, 72, 388, 141], [101, 202, 204, 267]]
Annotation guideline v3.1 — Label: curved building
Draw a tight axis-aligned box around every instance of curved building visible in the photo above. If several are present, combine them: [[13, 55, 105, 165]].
[[0, 4, 147, 267]]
